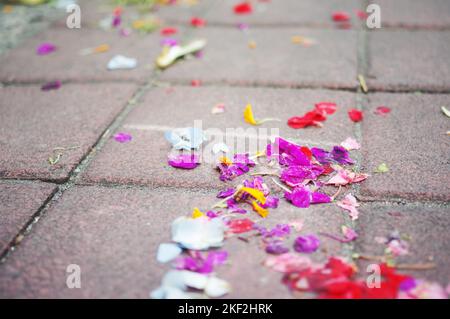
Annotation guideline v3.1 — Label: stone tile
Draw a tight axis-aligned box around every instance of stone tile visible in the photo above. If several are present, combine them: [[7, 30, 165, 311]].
[[0, 185, 347, 298], [371, 0, 450, 29], [367, 30, 450, 91], [355, 203, 450, 285], [0, 26, 160, 83], [0, 181, 56, 255], [80, 86, 358, 190], [159, 27, 358, 89], [360, 93, 450, 201], [156, 0, 363, 28], [0, 83, 138, 182]]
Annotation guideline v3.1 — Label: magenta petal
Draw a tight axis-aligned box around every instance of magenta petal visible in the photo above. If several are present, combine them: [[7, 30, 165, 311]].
[[284, 186, 311, 208], [311, 192, 331, 204], [113, 132, 132, 143], [41, 80, 61, 91], [37, 43, 56, 55], [168, 154, 199, 169], [294, 235, 320, 253]]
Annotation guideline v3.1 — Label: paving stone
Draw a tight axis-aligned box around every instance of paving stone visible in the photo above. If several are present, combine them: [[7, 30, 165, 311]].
[[156, 0, 363, 28], [367, 30, 450, 91], [80, 86, 358, 190], [355, 203, 450, 286], [371, 0, 450, 29], [159, 27, 358, 89], [0, 83, 138, 182], [0, 181, 56, 255], [0, 26, 160, 83], [360, 93, 450, 201], [0, 185, 348, 298]]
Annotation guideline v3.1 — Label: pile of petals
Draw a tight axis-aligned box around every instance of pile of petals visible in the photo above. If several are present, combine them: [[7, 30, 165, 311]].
[[152, 211, 231, 299], [282, 257, 448, 299], [215, 177, 278, 218], [288, 102, 337, 129]]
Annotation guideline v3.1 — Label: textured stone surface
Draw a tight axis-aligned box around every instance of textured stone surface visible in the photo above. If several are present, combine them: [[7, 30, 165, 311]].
[[355, 203, 450, 285], [0, 83, 137, 182], [156, 0, 363, 28], [80, 86, 358, 189], [0, 185, 347, 298], [0, 27, 159, 83], [0, 181, 56, 255], [360, 93, 450, 201], [159, 27, 358, 89], [371, 0, 450, 29], [367, 30, 450, 91]]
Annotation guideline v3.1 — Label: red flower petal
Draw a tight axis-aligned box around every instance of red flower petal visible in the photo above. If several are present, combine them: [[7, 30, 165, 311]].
[[375, 106, 391, 115], [234, 2, 252, 15], [191, 17, 206, 27], [332, 11, 351, 22], [315, 102, 337, 115], [191, 79, 201, 87], [160, 27, 178, 36], [228, 218, 254, 234], [348, 109, 363, 122], [300, 146, 313, 160], [356, 10, 368, 20]]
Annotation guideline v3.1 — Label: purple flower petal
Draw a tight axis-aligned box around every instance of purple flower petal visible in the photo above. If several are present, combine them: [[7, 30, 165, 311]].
[[331, 146, 354, 165], [265, 241, 289, 255], [311, 147, 332, 164], [217, 188, 235, 198], [311, 191, 331, 204], [284, 186, 311, 208], [41, 80, 61, 91], [160, 38, 178, 47], [113, 132, 132, 143], [294, 235, 320, 253], [37, 43, 56, 55], [168, 154, 199, 169]]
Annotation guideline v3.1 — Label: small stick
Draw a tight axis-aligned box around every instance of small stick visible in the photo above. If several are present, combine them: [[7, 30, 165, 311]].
[[271, 177, 291, 193], [395, 263, 436, 271], [358, 74, 368, 93]]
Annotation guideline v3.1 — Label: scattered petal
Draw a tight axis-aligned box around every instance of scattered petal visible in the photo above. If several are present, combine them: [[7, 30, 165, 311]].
[[37, 43, 56, 55], [211, 103, 225, 114], [294, 235, 320, 253], [374, 162, 389, 173], [375, 106, 391, 115], [341, 137, 360, 150], [172, 216, 225, 250], [191, 17, 206, 27], [107, 55, 137, 70], [41, 80, 61, 91], [337, 194, 360, 220], [265, 253, 312, 273], [168, 154, 199, 169], [160, 27, 178, 36], [348, 109, 363, 122], [227, 218, 254, 234], [113, 132, 132, 143], [233, 2, 252, 15]]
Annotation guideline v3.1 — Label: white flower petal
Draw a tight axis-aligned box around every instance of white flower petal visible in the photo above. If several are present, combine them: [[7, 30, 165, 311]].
[[156, 243, 182, 263]]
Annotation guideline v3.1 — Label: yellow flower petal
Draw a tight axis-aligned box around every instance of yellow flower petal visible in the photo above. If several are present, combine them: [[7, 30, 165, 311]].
[[192, 207, 204, 219], [252, 201, 269, 218], [219, 156, 232, 165], [244, 104, 258, 125], [94, 44, 110, 53], [240, 187, 266, 204]]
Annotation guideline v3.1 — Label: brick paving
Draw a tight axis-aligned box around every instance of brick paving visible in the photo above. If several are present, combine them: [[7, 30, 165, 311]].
[[0, 0, 449, 298]]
